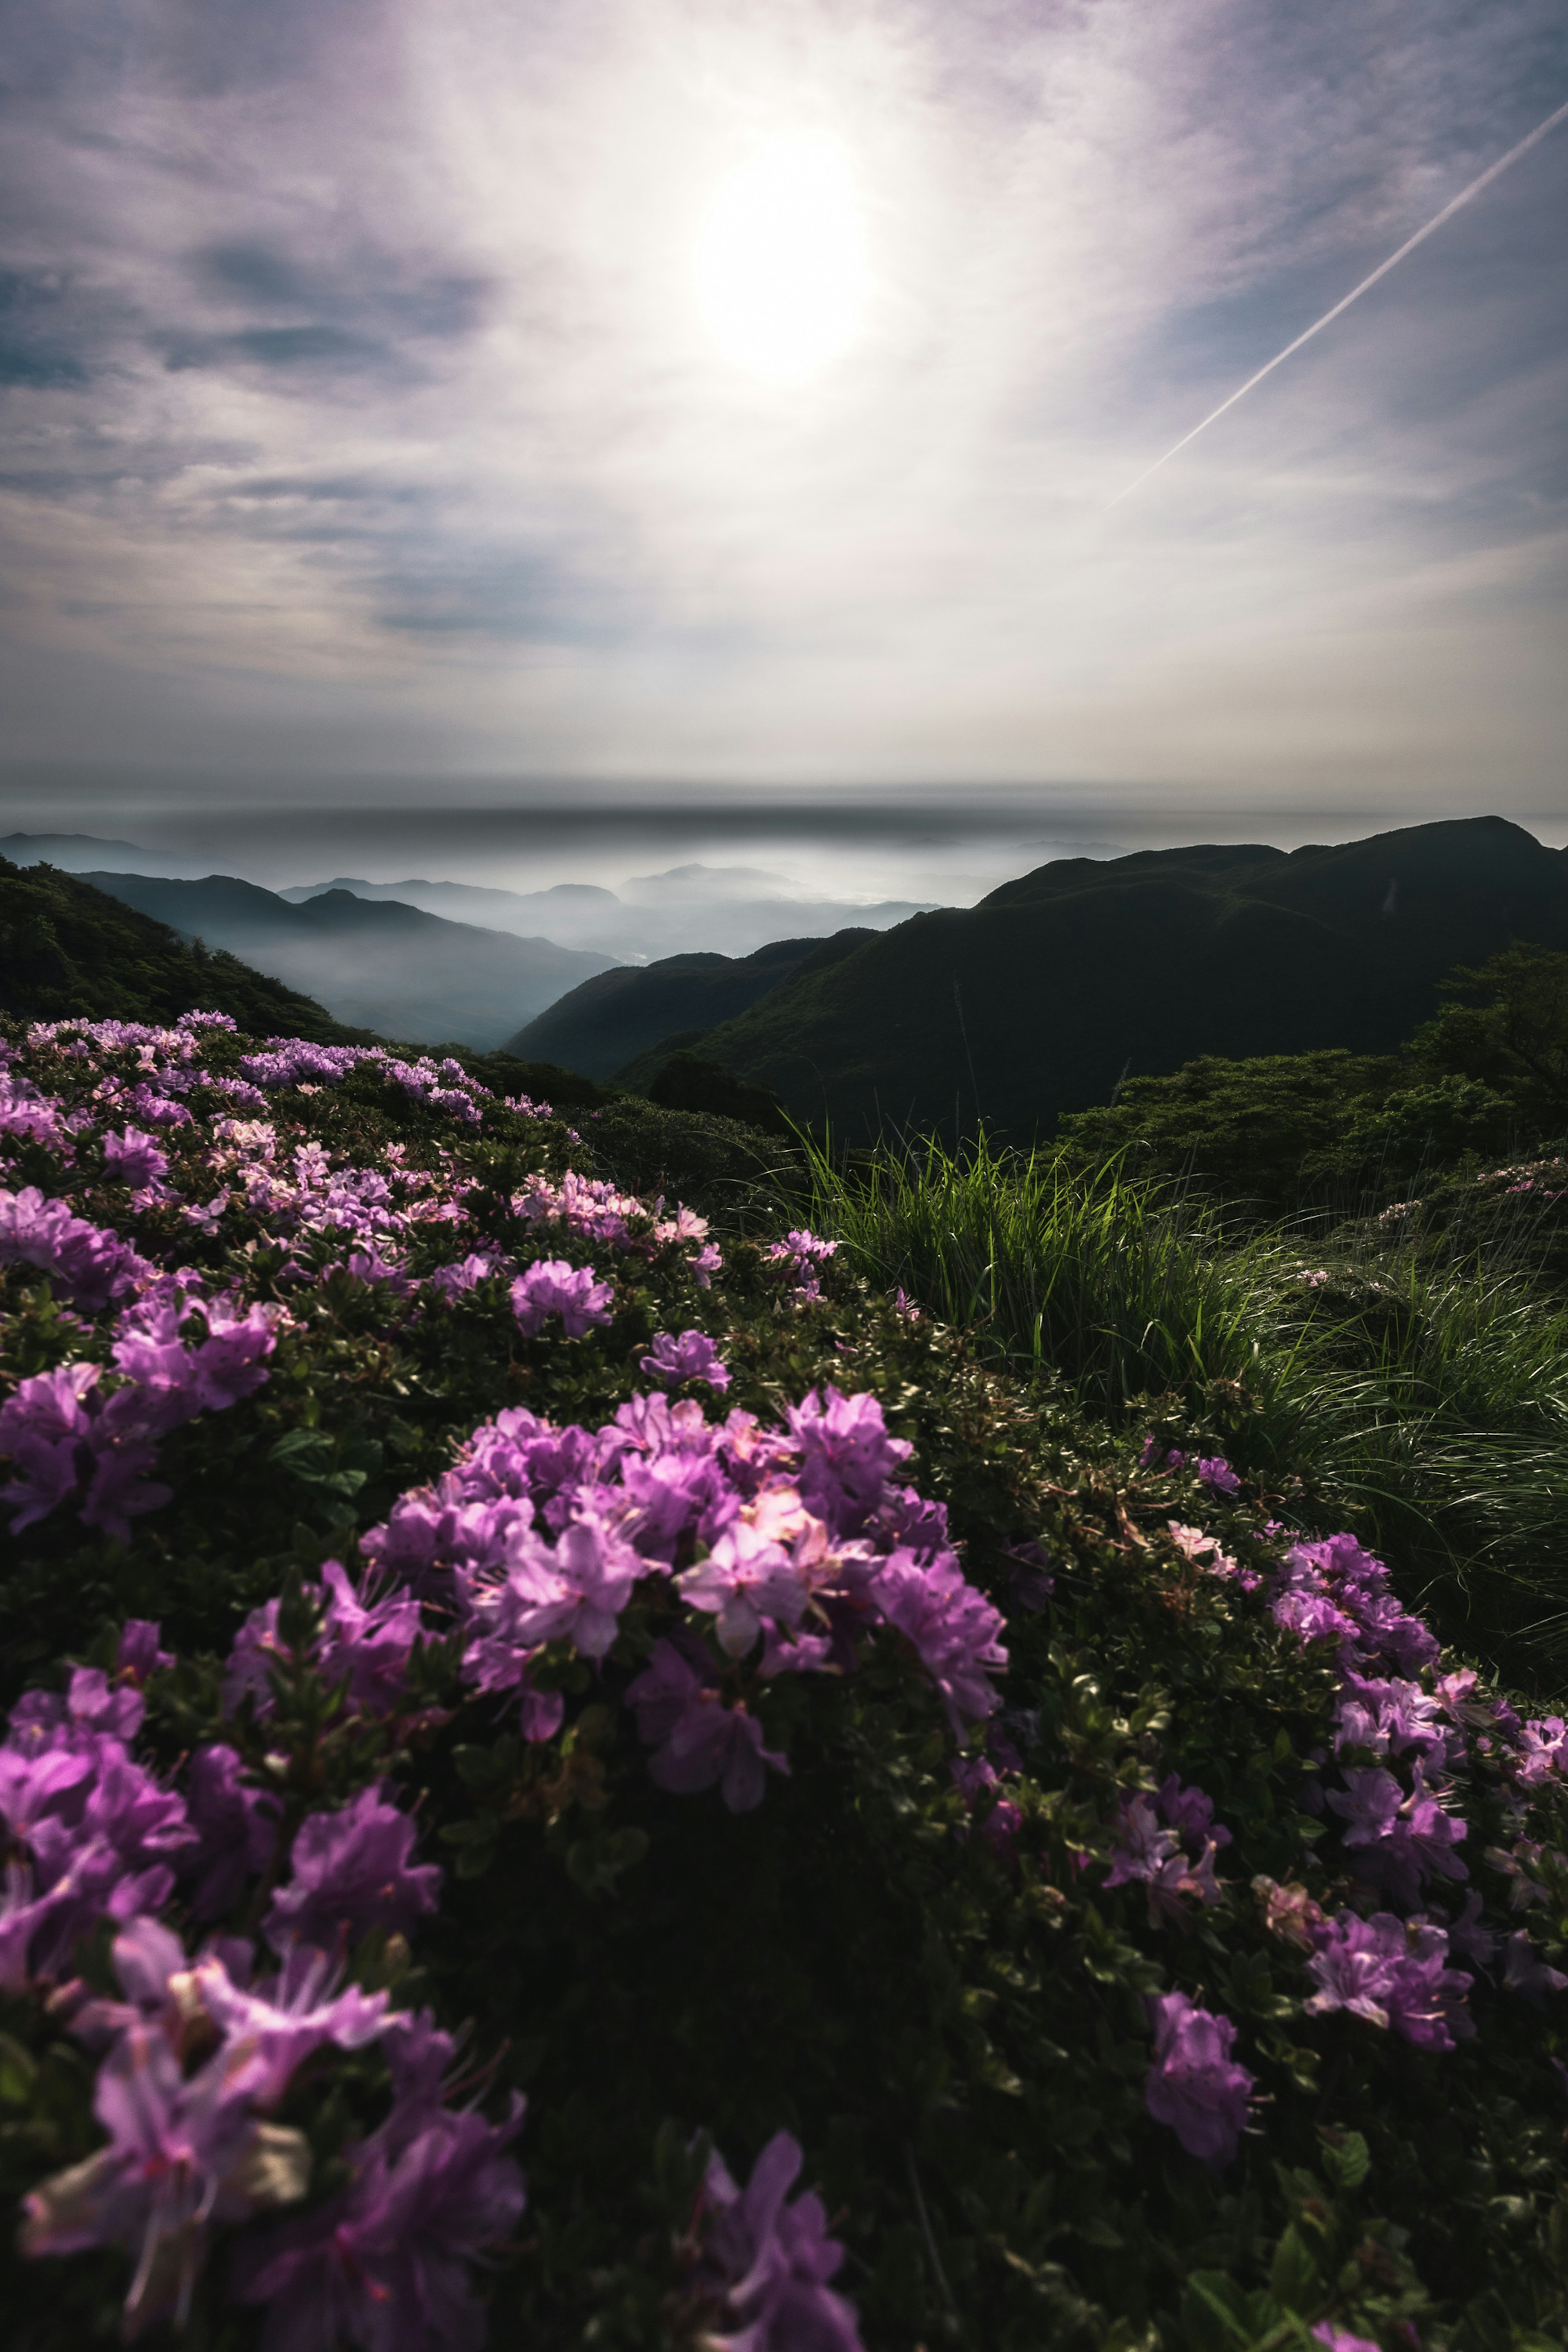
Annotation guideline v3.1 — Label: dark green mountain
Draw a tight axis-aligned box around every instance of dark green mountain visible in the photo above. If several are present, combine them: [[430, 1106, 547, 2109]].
[[79, 873, 617, 1051], [506, 933, 869, 1080], [682, 817, 1568, 1141], [0, 858, 354, 1037]]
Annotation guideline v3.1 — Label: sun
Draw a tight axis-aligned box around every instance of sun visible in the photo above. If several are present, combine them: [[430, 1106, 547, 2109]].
[[694, 133, 869, 384]]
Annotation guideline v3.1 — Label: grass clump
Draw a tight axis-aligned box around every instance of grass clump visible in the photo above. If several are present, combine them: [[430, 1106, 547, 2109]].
[[804, 1127, 1568, 1690]]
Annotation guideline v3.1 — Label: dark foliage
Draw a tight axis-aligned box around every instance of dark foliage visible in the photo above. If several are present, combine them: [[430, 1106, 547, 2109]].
[[0, 859, 356, 1040], [676, 817, 1568, 1144]]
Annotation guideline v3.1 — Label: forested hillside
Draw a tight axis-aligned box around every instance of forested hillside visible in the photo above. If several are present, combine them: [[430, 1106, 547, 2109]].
[[507, 931, 866, 1079], [0, 858, 355, 1040], [669, 817, 1568, 1140]]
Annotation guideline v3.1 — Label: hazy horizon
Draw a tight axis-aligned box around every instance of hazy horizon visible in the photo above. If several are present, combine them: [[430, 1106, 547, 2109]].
[[8, 786, 1568, 919]]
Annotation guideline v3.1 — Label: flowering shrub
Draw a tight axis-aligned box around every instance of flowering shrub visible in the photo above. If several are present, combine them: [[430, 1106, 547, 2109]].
[[4, 1009, 1568, 2348]]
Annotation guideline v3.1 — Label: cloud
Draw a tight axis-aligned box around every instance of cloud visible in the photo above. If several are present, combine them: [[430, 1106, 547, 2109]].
[[0, 0, 1564, 803]]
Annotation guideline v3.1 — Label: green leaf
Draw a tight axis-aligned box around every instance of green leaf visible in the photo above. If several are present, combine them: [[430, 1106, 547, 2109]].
[[0, 2033, 38, 2106], [1267, 2223, 1320, 2312], [1319, 2128, 1370, 2192]]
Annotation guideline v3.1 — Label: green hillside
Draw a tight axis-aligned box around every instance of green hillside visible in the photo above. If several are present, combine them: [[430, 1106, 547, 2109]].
[[507, 931, 865, 1078], [0, 858, 359, 1039], [686, 817, 1568, 1142]]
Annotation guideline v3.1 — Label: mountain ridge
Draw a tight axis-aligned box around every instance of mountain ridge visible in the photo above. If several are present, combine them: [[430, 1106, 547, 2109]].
[[585, 815, 1568, 1140]]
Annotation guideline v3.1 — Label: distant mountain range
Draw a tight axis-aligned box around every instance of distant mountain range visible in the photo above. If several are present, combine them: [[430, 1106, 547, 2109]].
[[71, 873, 617, 1050], [523, 816, 1568, 1140], [281, 866, 935, 963]]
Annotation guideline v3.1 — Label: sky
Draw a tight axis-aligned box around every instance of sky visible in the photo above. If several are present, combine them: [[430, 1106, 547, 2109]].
[[1, 0, 1566, 866]]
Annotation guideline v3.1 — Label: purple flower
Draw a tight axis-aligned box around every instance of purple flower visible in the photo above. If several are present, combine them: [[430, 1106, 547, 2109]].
[[0, 1681, 193, 1993], [866, 1548, 1007, 1730], [116, 1621, 174, 1686], [640, 1328, 732, 1391], [764, 1227, 837, 1271], [126, 1084, 194, 1129], [1196, 1455, 1241, 1496], [463, 1514, 644, 1676], [1502, 1929, 1568, 2004], [1312, 2331, 1383, 2352], [1274, 1533, 1439, 1676], [677, 1522, 811, 1659], [785, 1386, 910, 1532], [1143, 1991, 1254, 2165], [1327, 1762, 1468, 1908], [510, 1258, 614, 1339], [692, 2129, 865, 2352], [233, 2097, 525, 2352], [20, 2022, 310, 2335], [0, 1185, 152, 1310], [196, 1939, 395, 2108], [185, 1296, 283, 1409], [1138, 1434, 1185, 1471], [1104, 1786, 1226, 1923], [184, 1744, 283, 1922], [103, 1126, 170, 1190], [625, 1641, 790, 1813], [317, 1563, 426, 1715], [1305, 1911, 1474, 2049], [223, 1566, 423, 1724], [78, 1430, 172, 1542], [263, 1788, 441, 1955], [1513, 1716, 1568, 1787], [692, 1241, 722, 1287], [427, 1251, 504, 1298], [0, 1362, 99, 1528]]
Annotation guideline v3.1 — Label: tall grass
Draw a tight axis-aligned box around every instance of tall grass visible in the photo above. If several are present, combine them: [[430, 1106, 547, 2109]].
[[803, 1130, 1568, 1689]]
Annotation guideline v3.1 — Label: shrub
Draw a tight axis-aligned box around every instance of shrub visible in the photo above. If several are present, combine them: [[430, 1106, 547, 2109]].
[[3, 1011, 1568, 2350]]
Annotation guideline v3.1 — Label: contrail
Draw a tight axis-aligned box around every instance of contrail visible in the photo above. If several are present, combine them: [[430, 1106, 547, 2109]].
[[1109, 92, 1568, 506]]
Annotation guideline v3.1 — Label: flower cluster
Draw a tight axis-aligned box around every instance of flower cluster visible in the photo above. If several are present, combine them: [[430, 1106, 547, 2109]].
[[4, 1619, 522, 2345], [0, 1185, 153, 1311], [1105, 1773, 1232, 1923], [763, 1225, 837, 1305], [0, 1285, 281, 1538], [352, 1379, 1007, 1811]]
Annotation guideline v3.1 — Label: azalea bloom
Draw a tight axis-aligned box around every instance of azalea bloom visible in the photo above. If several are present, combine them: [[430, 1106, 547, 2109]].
[[263, 1788, 441, 1955], [510, 1258, 614, 1339], [1305, 1911, 1474, 2049], [21, 2022, 310, 2338], [693, 2129, 865, 2352], [1143, 1991, 1254, 2164], [233, 2096, 525, 2352], [640, 1327, 732, 1391]]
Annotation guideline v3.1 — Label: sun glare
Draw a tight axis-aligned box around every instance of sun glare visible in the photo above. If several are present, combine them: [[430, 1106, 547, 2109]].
[[695, 134, 869, 383]]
